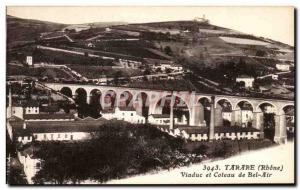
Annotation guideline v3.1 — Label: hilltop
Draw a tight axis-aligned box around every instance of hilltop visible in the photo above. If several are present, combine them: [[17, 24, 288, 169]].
[[6, 15, 294, 100]]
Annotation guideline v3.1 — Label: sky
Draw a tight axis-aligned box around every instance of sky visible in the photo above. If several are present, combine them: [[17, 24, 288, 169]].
[[7, 6, 294, 45]]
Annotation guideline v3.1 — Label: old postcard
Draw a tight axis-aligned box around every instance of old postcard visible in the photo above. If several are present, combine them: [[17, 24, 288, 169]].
[[6, 6, 295, 185]]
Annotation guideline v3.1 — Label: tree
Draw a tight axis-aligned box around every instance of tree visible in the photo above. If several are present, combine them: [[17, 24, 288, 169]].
[[194, 144, 209, 156], [31, 123, 187, 184], [256, 50, 267, 57], [164, 46, 173, 56], [113, 71, 122, 86]]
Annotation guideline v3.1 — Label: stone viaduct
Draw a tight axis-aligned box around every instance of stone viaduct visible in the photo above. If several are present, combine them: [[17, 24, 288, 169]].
[[40, 82, 294, 144]]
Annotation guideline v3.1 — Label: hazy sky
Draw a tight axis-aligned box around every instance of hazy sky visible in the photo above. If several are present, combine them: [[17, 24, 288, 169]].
[[7, 6, 294, 45]]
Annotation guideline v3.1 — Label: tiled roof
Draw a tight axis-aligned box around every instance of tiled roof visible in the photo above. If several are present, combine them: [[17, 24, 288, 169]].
[[12, 119, 109, 136], [150, 114, 171, 119], [24, 113, 74, 120], [237, 75, 253, 79], [118, 107, 136, 111], [8, 115, 23, 122]]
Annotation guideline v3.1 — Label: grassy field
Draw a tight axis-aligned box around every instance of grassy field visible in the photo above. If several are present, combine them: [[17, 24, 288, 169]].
[[7, 15, 66, 47], [69, 65, 143, 79], [7, 64, 72, 80]]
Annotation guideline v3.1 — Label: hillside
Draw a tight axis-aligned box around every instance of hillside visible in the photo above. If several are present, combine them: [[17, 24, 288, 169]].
[[6, 16, 294, 100], [6, 15, 67, 47]]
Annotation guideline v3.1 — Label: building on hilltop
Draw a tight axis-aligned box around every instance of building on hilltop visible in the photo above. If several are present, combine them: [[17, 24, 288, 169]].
[[276, 63, 290, 71], [236, 75, 255, 88]]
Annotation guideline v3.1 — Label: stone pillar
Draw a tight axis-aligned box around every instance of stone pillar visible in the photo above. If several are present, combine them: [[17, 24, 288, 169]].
[[253, 111, 264, 138], [189, 104, 204, 126], [199, 104, 205, 126], [209, 96, 215, 142], [134, 98, 143, 116], [87, 95, 91, 104], [231, 110, 237, 126], [169, 95, 175, 130], [274, 114, 287, 144], [215, 103, 223, 127]]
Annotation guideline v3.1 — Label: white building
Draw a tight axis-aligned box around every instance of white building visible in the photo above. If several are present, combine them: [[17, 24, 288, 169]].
[[9, 117, 108, 144], [87, 42, 95, 48], [101, 107, 146, 124], [276, 63, 290, 71], [152, 64, 183, 73], [26, 56, 33, 66], [241, 109, 253, 126], [118, 59, 142, 69], [263, 105, 277, 113], [272, 74, 278, 80], [17, 147, 41, 184], [236, 75, 255, 88], [7, 102, 39, 119], [148, 114, 188, 126], [222, 111, 232, 122]]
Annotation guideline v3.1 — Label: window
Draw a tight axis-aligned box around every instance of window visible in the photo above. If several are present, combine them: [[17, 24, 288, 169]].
[[35, 110, 38, 113], [34, 134, 37, 139], [65, 134, 68, 138], [36, 162, 41, 169], [44, 134, 47, 140], [58, 134, 60, 138], [28, 110, 30, 113], [122, 113, 125, 116], [70, 135, 73, 140], [51, 134, 54, 140], [27, 136, 30, 140], [131, 113, 133, 116]]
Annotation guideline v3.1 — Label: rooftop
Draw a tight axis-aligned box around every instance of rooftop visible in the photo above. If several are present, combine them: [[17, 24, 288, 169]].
[[149, 114, 171, 119], [118, 106, 136, 112], [157, 125, 260, 134], [236, 75, 254, 79], [12, 118, 109, 136], [24, 113, 75, 120]]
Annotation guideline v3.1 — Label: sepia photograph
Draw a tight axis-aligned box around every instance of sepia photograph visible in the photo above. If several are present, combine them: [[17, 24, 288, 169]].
[[5, 6, 295, 185]]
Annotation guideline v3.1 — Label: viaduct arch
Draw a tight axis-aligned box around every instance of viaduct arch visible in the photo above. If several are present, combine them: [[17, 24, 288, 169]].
[[42, 82, 294, 144]]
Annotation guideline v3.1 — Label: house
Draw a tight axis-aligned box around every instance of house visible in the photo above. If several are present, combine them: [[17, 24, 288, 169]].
[[259, 85, 272, 93], [241, 109, 253, 126], [87, 42, 95, 48], [263, 105, 276, 113], [222, 107, 232, 121], [236, 75, 255, 88], [7, 101, 39, 119], [8, 117, 108, 144], [101, 107, 146, 124], [276, 63, 290, 71], [17, 146, 41, 184], [272, 74, 278, 80], [148, 114, 188, 126], [26, 56, 33, 66], [118, 59, 142, 69], [151, 63, 183, 73]]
